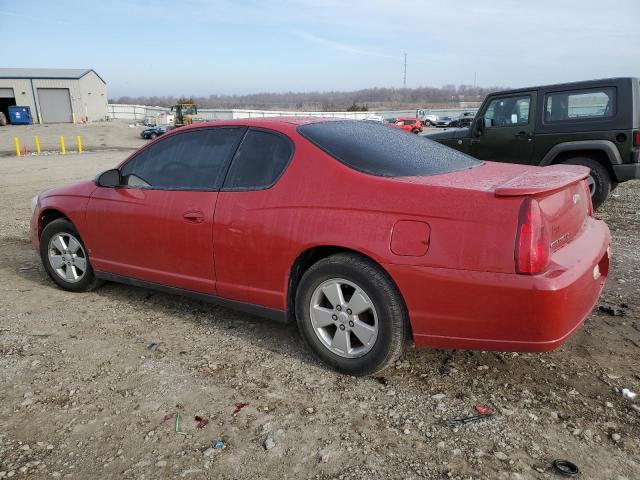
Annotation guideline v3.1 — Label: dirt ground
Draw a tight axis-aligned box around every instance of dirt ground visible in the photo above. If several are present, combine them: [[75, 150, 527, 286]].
[[0, 145, 639, 479]]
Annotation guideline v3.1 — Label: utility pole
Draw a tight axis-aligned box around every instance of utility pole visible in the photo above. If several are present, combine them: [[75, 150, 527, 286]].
[[403, 53, 407, 89]]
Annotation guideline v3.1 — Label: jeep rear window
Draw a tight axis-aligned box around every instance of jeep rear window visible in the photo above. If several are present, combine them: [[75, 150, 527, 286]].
[[298, 120, 481, 177], [544, 87, 616, 123]]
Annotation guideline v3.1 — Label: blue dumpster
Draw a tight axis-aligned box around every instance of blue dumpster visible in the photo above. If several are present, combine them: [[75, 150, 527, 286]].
[[8, 106, 33, 125]]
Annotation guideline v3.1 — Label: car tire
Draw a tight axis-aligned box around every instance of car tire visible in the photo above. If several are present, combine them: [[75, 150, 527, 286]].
[[561, 157, 611, 209], [40, 218, 103, 292], [411, 128, 419, 134], [295, 253, 408, 376], [0, 112, 7, 126], [149, 133, 157, 139]]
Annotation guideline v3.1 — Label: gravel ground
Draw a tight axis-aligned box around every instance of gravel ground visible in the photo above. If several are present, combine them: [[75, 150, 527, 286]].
[[0, 121, 146, 157], [0, 150, 639, 480]]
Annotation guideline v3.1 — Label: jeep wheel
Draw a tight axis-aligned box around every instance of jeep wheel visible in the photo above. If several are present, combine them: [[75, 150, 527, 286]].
[[561, 157, 611, 210]]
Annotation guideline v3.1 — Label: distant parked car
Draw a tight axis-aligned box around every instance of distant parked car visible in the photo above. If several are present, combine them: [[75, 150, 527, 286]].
[[384, 116, 423, 134], [449, 112, 476, 128], [140, 124, 172, 140], [435, 116, 454, 128], [421, 114, 439, 127]]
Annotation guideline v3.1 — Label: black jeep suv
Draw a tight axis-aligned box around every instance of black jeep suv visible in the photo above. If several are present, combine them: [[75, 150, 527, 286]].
[[424, 77, 640, 208]]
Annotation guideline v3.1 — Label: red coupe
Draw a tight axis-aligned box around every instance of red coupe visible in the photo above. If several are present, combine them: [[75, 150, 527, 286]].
[[384, 116, 424, 134], [31, 118, 610, 375]]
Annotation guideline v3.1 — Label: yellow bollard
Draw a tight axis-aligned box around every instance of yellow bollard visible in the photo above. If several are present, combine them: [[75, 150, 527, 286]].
[[34, 136, 41, 154], [77, 135, 83, 153], [14, 137, 21, 157], [60, 136, 66, 155]]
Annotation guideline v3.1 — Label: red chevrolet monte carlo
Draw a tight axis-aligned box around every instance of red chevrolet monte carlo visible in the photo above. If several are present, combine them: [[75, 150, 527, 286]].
[[30, 118, 611, 375]]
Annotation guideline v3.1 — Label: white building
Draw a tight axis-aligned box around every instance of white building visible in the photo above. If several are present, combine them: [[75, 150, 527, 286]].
[[0, 68, 107, 124]]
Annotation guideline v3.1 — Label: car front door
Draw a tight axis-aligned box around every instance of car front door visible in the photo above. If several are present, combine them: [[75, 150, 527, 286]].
[[84, 127, 245, 294], [470, 92, 536, 164]]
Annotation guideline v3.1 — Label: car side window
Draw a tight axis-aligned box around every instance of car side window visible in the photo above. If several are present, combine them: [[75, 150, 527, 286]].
[[544, 87, 616, 123], [121, 127, 245, 190], [222, 129, 293, 191], [483, 95, 530, 128]]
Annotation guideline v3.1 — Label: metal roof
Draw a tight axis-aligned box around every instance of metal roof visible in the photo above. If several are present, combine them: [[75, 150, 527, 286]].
[[0, 68, 105, 84]]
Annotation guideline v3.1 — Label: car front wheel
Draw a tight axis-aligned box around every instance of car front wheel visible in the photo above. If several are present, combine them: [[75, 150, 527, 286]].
[[295, 253, 408, 376], [40, 218, 102, 292]]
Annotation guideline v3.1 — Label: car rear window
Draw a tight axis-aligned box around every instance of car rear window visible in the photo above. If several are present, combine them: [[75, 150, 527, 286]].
[[298, 120, 480, 177]]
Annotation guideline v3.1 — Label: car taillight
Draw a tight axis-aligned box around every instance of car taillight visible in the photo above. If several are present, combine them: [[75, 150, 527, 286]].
[[581, 179, 593, 216], [634, 130, 640, 146], [515, 197, 549, 275]]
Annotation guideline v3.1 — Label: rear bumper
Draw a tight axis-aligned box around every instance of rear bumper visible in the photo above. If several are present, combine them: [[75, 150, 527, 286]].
[[385, 218, 610, 352], [612, 161, 640, 182]]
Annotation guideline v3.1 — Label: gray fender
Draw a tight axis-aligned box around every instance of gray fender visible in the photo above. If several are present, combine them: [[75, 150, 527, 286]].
[[539, 140, 622, 166]]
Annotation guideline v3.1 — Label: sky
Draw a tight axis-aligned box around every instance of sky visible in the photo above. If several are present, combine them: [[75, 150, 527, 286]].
[[1, 0, 639, 97]]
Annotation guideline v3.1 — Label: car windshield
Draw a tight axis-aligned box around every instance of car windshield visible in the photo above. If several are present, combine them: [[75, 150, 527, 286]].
[[298, 120, 481, 177]]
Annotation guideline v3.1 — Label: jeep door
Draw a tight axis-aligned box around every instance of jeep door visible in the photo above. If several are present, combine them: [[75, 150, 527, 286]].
[[470, 92, 537, 164]]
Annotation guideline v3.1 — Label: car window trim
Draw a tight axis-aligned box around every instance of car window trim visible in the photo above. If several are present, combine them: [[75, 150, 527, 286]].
[[119, 126, 247, 192], [220, 127, 295, 192]]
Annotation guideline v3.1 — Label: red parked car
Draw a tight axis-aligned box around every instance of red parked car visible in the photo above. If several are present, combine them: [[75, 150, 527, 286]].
[[384, 116, 424, 134], [31, 118, 610, 375]]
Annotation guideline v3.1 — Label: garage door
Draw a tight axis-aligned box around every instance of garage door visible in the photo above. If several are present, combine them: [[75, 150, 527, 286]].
[[38, 88, 73, 123]]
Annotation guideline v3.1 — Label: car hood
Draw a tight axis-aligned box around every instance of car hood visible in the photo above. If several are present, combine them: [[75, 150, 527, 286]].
[[422, 128, 470, 140]]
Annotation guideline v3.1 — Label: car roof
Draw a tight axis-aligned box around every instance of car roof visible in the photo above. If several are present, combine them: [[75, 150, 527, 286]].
[[396, 116, 418, 120]]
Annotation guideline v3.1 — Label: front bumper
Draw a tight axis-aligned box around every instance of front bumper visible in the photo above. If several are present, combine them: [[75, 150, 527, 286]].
[[385, 218, 610, 352]]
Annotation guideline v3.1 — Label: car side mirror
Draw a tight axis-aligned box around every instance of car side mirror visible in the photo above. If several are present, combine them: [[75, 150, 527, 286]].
[[472, 117, 484, 137], [95, 168, 121, 188]]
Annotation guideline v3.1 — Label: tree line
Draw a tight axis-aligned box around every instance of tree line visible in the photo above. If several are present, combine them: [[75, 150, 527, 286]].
[[110, 84, 504, 111]]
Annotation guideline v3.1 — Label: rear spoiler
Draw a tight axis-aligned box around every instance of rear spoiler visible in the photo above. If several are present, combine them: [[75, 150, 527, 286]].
[[494, 165, 590, 197]]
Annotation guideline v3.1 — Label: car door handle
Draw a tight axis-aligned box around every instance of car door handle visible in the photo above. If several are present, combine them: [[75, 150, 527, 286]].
[[514, 131, 529, 138], [183, 211, 204, 223]]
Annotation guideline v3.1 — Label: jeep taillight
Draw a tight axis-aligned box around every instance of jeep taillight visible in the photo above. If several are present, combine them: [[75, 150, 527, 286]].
[[515, 198, 549, 275], [581, 179, 593, 217], [634, 130, 640, 146]]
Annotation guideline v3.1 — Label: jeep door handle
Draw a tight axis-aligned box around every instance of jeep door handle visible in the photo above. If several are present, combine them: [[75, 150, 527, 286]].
[[514, 131, 530, 139], [183, 211, 204, 223]]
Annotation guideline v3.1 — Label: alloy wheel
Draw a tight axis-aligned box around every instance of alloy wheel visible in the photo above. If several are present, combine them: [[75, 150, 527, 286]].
[[48, 233, 87, 283], [309, 278, 379, 358]]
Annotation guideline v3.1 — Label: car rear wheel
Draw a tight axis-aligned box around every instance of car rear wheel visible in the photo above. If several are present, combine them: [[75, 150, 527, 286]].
[[561, 157, 611, 209], [295, 253, 407, 376], [40, 218, 102, 292], [149, 133, 157, 139]]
